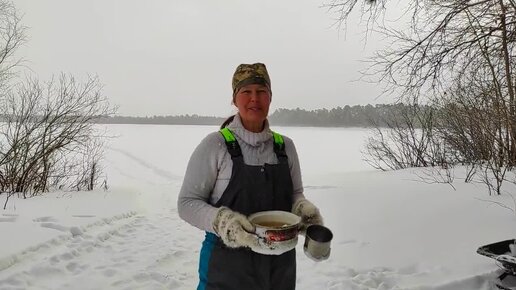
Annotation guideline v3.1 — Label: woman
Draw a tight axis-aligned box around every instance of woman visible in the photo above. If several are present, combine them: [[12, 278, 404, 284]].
[[178, 63, 324, 290]]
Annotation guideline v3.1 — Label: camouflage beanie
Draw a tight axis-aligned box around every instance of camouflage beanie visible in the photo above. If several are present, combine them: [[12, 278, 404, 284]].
[[232, 63, 271, 96]]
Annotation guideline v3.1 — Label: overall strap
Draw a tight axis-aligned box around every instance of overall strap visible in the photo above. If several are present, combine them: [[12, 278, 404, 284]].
[[219, 127, 242, 158], [271, 130, 288, 163]]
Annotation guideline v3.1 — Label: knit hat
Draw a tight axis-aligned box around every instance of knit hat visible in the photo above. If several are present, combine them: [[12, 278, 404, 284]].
[[232, 63, 271, 95]]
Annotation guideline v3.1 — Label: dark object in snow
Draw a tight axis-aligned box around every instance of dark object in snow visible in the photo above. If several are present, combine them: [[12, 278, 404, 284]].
[[477, 239, 516, 289]]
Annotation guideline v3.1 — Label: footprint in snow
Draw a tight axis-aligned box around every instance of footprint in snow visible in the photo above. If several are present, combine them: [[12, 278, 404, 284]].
[[72, 215, 96, 218], [33, 216, 57, 222], [40, 222, 69, 232], [0, 216, 17, 222], [339, 239, 357, 245]]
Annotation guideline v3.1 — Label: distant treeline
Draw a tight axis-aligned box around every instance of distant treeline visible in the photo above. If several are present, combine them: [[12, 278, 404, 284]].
[[95, 114, 225, 126], [269, 105, 390, 127], [95, 104, 412, 127]]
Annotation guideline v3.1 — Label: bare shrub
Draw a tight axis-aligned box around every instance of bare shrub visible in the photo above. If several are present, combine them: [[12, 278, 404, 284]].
[[364, 103, 445, 170], [0, 74, 115, 209]]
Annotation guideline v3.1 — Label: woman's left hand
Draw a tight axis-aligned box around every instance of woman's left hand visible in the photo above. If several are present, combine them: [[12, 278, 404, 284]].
[[292, 198, 324, 233]]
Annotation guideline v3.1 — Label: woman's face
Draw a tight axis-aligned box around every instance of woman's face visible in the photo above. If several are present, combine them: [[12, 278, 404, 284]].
[[234, 84, 271, 132]]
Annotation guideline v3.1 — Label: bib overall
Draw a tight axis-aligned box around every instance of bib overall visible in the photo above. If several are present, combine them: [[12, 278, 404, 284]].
[[197, 128, 296, 290]]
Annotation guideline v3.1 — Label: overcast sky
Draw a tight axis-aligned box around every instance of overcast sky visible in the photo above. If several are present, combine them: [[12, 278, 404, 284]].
[[14, 0, 388, 117]]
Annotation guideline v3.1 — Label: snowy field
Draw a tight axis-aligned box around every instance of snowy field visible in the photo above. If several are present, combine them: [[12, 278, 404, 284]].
[[0, 124, 515, 290]]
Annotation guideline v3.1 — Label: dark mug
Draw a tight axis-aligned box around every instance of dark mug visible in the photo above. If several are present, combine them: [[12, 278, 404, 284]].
[[303, 224, 333, 261]]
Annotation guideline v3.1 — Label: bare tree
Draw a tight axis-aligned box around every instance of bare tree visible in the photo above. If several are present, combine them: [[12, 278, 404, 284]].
[[329, 0, 516, 149], [0, 0, 25, 89], [0, 1, 116, 209], [332, 0, 516, 195]]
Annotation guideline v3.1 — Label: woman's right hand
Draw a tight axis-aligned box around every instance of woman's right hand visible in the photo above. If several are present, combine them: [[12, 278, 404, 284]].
[[213, 207, 260, 248]]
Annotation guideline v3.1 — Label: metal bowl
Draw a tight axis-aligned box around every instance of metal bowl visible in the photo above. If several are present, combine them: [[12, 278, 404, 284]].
[[248, 210, 301, 255]]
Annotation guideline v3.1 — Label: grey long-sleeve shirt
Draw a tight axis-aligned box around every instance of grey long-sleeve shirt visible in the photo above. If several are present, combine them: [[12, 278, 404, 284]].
[[177, 114, 305, 234]]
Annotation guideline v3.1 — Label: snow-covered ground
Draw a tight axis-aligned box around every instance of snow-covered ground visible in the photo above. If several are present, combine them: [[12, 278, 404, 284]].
[[0, 124, 515, 290]]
